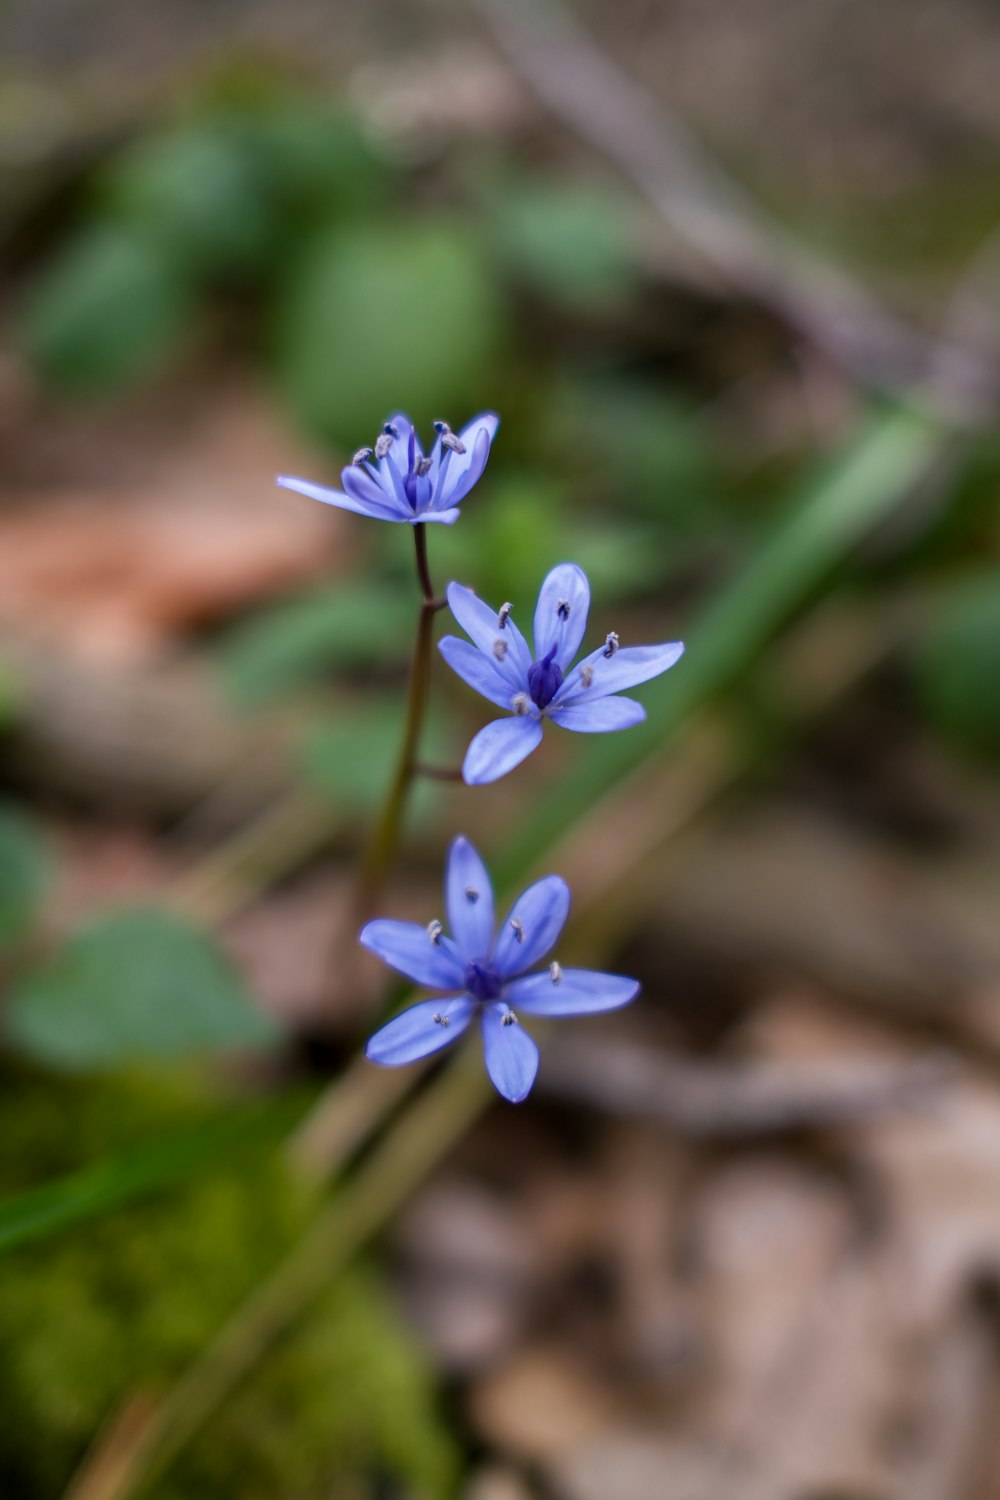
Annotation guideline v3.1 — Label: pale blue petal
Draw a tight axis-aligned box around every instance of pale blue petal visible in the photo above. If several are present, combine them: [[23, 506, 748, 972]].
[[277, 474, 405, 523], [366, 996, 474, 1066], [462, 715, 543, 785], [561, 641, 685, 703], [505, 968, 639, 1016], [435, 413, 499, 507], [438, 636, 513, 710], [442, 425, 492, 507], [548, 696, 646, 732], [359, 919, 466, 988], [341, 464, 404, 515], [380, 452, 411, 511], [416, 508, 461, 525], [494, 876, 571, 977], [446, 582, 533, 685], [380, 413, 418, 474], [481, 1006, 540, 1102], [532, 563, 591, 670], [445, 835, 495, 962]]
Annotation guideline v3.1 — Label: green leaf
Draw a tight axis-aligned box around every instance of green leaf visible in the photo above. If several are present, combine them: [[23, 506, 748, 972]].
[[0, 1098, 298, 1255], [6, 909, 277, 1070], [491, 179, 636, 310], [914, 572, 1000, 758], [0, 804, 49, 951], [103, 123, 276, 277], [275, 219, 503, 446], [19, 226, 195, 395], [218, 582, 414, 706]]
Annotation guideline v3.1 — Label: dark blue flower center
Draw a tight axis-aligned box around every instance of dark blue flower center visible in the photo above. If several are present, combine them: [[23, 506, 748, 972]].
[[464, 960, 503, 1002], [527, 644, 563, 710]]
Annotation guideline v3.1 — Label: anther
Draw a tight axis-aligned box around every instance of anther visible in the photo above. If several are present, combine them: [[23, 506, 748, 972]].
[[550, 961, 562, 985], [512, 692, 531, 716], [580, 664, 594, 689], [352, 446, 373, 466], [416, 455, 433, 477], [603, 631, 620, 659], [427, 919, 443, 945], [557, 598, 571, 621], [498, 602, 513, 630], [464, 886, 479, 903], [433, 419, 467, 455], [432, 1012, 450, 1027], [510, 917, 524, 943], [375, 432, 394, 460], [493, 638, 508, 661], [501, 1009, 518, 1026]]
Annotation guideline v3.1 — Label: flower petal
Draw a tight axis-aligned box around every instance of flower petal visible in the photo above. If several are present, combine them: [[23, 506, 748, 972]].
[[416, 508, 461, 525], [341, 464, 406, 516], [446, 582, 533, 685], [366, 996, 474, 1066], [561, 641, 685, 703], [532, 563, 591, 670], [435, 413, 499, 508], [445, 835, 495, 962], [494, 876, 571, 977], [505, 968, 639, 1016], [359, 919, 466, 988], [462, 715, 543, 785], [547, 696, 646, 732], [380, 413, 420, 473], [439, 636, 513, 709], [481, 1006, 539, 1102], [277, 474, 405, 523]]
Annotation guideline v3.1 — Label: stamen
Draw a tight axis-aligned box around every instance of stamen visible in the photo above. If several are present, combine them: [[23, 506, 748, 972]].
[[352, 446, 373, 466], [433, 419, 466, 455], [580, 664, 594, 689], [557, 598, 571, 621], [427, 919, 443, 945], [493, 638, 508, 661], [432, 1012, 450, 1027], [510, 917, 524, 943], [550, 961, 562, 985], [512, 692, 532, 715], [416, 455, 433, 477], [498, 602, 513, 630], [464, 886, 480, 903], [501, 1009, 518, 1026], [375, 432, 394, 460], [603, 631, 620, 659]]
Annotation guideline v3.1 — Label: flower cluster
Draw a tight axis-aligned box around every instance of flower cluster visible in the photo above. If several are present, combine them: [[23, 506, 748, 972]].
[[279, 409, 684, 1101]]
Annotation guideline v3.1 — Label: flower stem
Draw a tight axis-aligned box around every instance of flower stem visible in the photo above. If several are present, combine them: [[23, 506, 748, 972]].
[[356, 527, 446, 917]]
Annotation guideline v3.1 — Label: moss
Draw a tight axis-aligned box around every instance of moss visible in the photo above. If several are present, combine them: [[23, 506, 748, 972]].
[[0, 1068, 459, 1499]]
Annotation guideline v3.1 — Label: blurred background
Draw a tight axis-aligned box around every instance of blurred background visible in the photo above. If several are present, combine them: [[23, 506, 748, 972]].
[[2, 1, 1000, 1497]]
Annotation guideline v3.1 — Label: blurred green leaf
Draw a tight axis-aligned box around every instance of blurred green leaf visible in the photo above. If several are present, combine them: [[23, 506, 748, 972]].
[[219, 582, 414, 706], [0, 1098, 298, 1255], [0, 805, 49, 952], [6, 909, 277, 1070], [300, 697, 454, 817], [19, 226, 195, 395], [244, 101, 392, 216], [275, 219, 504, 446], [914, 572, 1000, 758], [104, 124, 276, 277], [491, 179, 636, 310]]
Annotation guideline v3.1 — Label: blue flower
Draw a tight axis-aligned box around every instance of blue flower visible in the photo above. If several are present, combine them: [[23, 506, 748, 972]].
[[362, 836, 638, 1103], [438, 563, 685, 784], [277, 411, 498, 526]]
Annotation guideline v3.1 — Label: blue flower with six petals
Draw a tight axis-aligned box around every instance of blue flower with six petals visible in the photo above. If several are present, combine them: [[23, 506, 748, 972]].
[[438, 563, 684, 784], [277, 411, 498, 526], [362, 836, 638, 1103]]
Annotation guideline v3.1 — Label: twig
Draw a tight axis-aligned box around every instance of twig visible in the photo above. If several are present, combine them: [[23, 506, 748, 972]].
[[471, 0, 1000, 418], [539, 1035, 956, 1138]]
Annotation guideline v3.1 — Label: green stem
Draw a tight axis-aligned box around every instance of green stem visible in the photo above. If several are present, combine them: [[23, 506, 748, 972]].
[[356, 527, 445, 917]]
